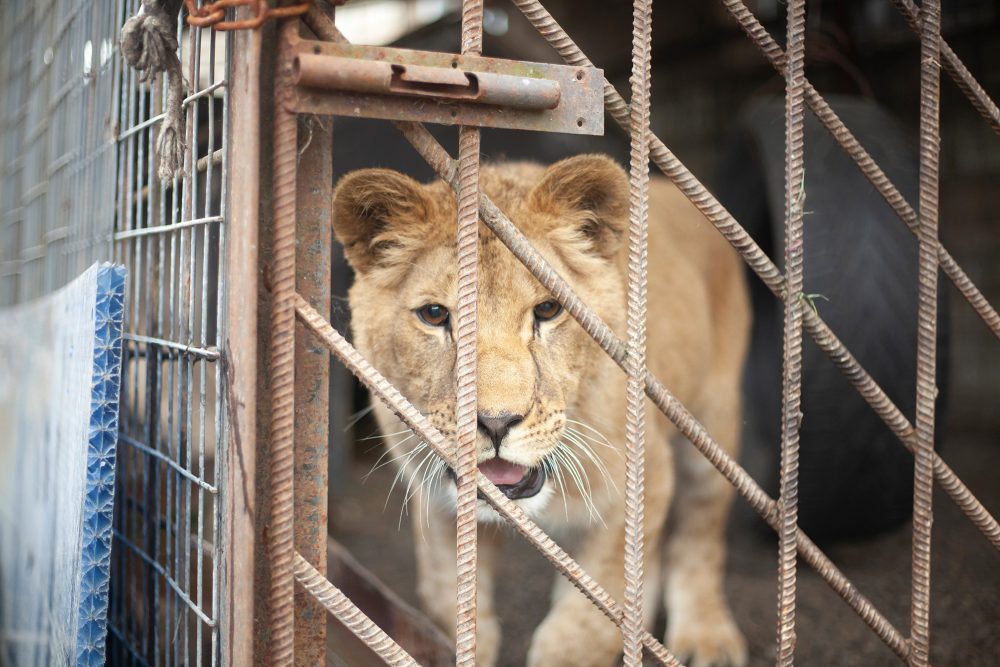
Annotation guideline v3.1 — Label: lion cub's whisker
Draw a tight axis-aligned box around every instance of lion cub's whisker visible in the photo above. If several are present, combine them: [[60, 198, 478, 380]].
[[399, 447, 440, 527], [543, 457, 570, 520], [563, 430, 619, 495], [384, 442, 426, 511], [565, 419, 620, 452], [344, 403, 376, 431], [552, 444, 605, 526], [359, 428, 411, 441], [364, 432, 417, 481], [423, 457, 450, 528]]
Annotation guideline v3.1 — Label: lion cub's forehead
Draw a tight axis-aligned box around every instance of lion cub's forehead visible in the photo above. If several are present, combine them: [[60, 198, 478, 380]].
[[412, 166, 559, 311], [408, 230, 553, 312]]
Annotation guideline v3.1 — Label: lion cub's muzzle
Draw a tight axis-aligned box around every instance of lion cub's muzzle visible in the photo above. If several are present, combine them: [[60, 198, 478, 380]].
[[445, 410, 547, 500]]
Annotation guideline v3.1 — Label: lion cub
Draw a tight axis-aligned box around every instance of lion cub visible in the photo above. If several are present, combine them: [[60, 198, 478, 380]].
[[332, 155, 750, 667]]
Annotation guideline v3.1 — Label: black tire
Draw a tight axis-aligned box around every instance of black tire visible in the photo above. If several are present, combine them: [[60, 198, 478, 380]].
[[715, 95, 949, 541]]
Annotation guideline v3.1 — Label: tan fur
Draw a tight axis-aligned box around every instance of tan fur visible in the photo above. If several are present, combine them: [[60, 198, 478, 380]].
[[333, 155, 750, 667]]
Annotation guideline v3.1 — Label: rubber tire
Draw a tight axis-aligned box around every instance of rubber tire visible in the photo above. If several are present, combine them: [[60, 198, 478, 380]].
[[715, 95, 949, 541]]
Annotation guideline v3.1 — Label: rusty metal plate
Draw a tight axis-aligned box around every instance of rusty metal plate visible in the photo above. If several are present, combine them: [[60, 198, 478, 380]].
[[289, 39, 604, 135]]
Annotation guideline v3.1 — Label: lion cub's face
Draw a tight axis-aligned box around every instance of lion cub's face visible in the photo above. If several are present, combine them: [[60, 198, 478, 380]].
[[333, 155, 628, 519]]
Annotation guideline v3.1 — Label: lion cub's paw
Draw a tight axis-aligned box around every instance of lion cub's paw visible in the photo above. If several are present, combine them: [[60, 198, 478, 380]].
[[667, 614, 748, 667]]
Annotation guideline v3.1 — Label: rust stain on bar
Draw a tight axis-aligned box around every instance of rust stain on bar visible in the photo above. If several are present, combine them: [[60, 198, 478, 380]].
[[292, 111, 332, 665]]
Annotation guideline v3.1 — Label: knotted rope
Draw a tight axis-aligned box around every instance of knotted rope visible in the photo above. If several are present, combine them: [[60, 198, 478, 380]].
[[120, 0, 187, 181]]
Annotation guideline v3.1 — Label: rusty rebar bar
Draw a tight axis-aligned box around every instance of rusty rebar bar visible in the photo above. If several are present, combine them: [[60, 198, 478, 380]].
[[506, 0, 1000, 553], [292, 552, 418, 667], [267, 16, 298, 667], [622, 0, 652, 663], [910, 0, 942, 663], [293, 294, 685, 667], [890, 0, 1000, 137], [777, 0, 806, 663], [453, 1, 484, 664], [719, 0, 1000, 342]]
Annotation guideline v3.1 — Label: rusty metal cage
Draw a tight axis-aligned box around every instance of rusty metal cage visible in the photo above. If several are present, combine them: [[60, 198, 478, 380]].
[[244, 0, 999, 665], [3, 0, 998, 664]]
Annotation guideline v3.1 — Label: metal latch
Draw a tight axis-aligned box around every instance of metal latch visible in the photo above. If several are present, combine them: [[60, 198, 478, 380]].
[[289, 40, 604, 135], [294, 55, 562, 111]]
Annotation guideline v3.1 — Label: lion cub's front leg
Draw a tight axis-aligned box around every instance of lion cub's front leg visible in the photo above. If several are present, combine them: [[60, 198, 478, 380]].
[[412, 492, 503, 667]]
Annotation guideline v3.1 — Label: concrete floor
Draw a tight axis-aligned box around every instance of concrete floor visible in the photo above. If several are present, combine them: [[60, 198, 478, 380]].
[[330, 425, 1000, 666]]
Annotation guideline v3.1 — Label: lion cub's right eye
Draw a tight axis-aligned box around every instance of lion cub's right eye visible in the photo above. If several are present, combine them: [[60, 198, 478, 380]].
[[417, 304, 450, 327]]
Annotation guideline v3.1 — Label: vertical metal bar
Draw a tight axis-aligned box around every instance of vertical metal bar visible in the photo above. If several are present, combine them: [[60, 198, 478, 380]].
[[219, 11, 259, 667], [622, 0, 651, 663], [292, 111, 332, 663], [146, 19, 168, 658], [196, 24, 216, 667], [777, 0, 806, 664], [454, 1, 483, 664], [268, 14, 299, 667], [124, 7, 142, 650], [112, 2, 132, 655], [890, 0, 1000, 138], [911, 0, 941, 663], [181, 20, 199, 663]]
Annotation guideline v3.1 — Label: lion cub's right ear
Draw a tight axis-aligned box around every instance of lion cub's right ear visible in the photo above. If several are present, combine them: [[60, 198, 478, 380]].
[[332, 168, 435, 275]]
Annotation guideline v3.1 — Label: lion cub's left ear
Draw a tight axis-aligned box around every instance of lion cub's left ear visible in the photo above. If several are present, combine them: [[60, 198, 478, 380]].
[[331, 168, 436, 276], [528, 154, 629, 260]]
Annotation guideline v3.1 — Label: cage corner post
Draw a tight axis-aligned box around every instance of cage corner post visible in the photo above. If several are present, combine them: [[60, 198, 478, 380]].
[[258, 6, 332, 665], [221, 10, 262, 667], [292, 59, 333, 667]]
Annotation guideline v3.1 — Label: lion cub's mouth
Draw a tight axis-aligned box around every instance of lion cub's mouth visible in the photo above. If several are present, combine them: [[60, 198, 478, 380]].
[[449, 458, 546, 500]]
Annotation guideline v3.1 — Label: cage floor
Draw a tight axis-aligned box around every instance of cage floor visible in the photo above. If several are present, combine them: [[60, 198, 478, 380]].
[[330, 419, 1000, 666]]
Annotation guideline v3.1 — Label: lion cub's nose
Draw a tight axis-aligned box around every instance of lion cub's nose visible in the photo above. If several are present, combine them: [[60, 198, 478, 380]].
[[477, 412, 524, 453]]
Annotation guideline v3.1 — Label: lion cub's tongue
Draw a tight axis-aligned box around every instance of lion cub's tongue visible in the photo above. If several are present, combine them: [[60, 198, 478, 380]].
[[478, 459, 526, 486]]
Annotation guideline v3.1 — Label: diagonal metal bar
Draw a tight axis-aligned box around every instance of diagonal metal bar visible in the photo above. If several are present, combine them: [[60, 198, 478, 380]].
[[453, 1, 484, 664], [910, 0, 942, 663], [890, 0, 1000, 137], [719, 0, 1000, 342], [293, 293, 685, 667], [622, 0, 652, 662], [777, 0, 806, 663], [293, 552, 418, 667], [507, 0, 1000, 554]]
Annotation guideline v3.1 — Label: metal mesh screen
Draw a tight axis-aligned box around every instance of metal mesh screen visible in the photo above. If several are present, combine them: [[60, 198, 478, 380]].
[[1, 2, 232, 664], [0, 0, 119, 306], [107, 2, 231, 665]]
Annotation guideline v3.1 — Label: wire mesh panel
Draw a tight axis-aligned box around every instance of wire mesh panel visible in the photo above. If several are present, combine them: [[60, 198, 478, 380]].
[[107, 2, 231, 665], [0, 0, 120, 307]]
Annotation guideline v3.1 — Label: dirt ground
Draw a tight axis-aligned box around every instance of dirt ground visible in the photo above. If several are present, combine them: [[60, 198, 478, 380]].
[[330, 422, 1000, 666]]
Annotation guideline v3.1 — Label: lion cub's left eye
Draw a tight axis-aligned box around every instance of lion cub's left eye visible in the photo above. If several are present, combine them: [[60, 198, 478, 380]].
[[417, 303, 450, 327], [533, 300, 563, 322]]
